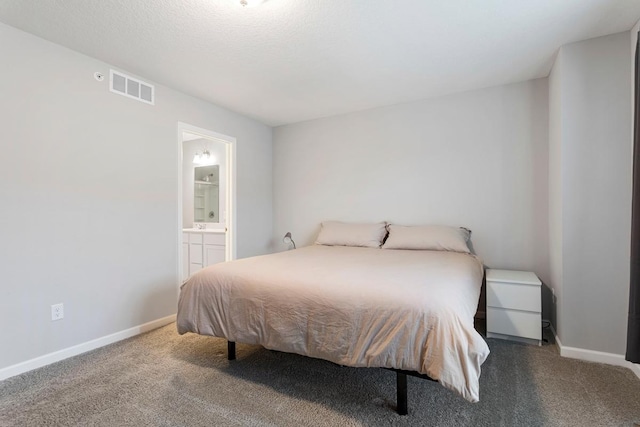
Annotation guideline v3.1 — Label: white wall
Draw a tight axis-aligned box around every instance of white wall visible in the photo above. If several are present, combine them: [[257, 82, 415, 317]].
[[549, 32, 632, 354], [182, 138, 227, 229], [274, 79, 550, 282], [0, 22, 272, 371]]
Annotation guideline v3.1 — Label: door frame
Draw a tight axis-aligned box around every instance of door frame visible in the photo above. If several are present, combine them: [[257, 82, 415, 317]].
[[177, 122, 237, 285]]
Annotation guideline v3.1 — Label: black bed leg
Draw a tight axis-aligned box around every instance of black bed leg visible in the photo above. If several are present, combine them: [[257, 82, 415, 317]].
[[227, 341, 236, 360], [396, 372, 408, 415]]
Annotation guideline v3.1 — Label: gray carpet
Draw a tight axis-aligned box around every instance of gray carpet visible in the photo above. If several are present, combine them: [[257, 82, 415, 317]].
[[0, 324, 639, 427]]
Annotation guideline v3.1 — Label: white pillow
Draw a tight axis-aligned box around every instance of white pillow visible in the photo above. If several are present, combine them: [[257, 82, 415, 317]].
[[382, 225, 471, 253], [316, 221, 388, 248]]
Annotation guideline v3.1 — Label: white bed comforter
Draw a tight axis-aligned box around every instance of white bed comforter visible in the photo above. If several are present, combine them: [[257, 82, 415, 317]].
[[177, 245, 490, 402]]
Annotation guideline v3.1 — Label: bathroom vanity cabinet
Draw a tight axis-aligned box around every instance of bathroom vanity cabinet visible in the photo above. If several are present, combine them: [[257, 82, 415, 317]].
[[182, 230, 226, 280]]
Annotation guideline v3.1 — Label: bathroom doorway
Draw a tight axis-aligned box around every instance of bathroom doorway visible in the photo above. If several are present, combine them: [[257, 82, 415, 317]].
[[177, 122, 236, 284]]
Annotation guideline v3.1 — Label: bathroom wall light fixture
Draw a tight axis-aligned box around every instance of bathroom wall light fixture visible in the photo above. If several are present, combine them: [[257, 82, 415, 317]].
[[283, 232, 296, 249], [193, 149, 212, 165]]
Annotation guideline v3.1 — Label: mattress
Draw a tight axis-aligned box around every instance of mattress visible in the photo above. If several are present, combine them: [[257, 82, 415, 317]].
[[177, 245, 490, 402]]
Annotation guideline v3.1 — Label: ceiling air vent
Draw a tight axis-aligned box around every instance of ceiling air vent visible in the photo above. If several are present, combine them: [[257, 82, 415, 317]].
[[109, 70, 154, 105]]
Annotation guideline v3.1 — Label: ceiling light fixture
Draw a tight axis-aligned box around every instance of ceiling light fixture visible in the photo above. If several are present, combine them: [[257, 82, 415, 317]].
[[237, 0, 265, 7]]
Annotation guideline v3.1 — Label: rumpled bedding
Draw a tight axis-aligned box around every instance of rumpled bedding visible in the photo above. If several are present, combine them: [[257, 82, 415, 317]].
[[177, 245, 489, 402]]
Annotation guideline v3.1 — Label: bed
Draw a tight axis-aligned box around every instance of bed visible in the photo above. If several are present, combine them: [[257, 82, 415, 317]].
[[177, 228, 490, 413]]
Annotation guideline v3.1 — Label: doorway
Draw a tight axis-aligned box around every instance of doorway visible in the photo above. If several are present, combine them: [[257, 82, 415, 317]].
[[177, 122, 236, 284]]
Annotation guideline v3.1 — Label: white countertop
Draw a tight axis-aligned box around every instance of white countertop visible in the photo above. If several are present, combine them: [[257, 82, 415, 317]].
[[183, 228, 226, 234]]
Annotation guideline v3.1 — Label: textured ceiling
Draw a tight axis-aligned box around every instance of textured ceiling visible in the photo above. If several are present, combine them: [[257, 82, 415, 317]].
[[1, 0, 640, 126]]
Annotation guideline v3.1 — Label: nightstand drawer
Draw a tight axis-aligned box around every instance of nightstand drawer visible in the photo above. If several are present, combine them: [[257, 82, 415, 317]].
[[487, 281, 541, 312], [487, 307, 541, 340]]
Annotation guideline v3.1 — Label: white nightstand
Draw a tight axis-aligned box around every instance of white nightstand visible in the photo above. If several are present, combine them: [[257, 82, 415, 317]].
[[486, 269, 542, 346]]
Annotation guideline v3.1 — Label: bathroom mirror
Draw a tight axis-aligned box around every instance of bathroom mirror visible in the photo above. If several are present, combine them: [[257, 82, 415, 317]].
[[194, 165, 219, 224]]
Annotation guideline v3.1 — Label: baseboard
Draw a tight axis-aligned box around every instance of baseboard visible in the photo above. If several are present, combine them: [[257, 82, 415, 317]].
[[0, 314, 176, 382], [546, 321, 640, 381]]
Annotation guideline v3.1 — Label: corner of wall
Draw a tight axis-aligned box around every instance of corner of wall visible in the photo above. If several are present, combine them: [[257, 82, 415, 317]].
[[547, 43, 564, 342]]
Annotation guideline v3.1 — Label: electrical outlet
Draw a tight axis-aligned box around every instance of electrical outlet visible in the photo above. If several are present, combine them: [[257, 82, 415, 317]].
[[51, 303, 64, 321]]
